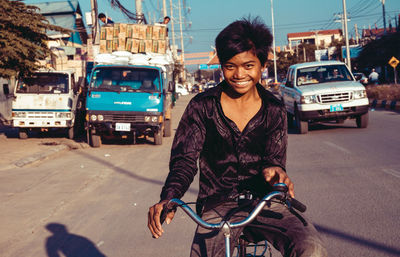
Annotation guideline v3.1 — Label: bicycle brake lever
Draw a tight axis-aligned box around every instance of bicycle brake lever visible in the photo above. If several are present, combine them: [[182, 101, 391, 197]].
[[287, 197, 307, 213]]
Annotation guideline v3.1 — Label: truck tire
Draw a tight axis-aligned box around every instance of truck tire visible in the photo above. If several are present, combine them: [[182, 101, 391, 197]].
[[163, 119, 172, 137], [18, 129, 28, 139], [356, 112, 369, 128], [90, 132, 102, 148], [67, 127, 74, 139], [295, 109, 308, 134], [287, 112, 294, 129], [154, 129, 163, 145]]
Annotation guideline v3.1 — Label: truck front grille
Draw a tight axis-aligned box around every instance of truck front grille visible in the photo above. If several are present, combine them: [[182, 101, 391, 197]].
[[27, 112, 54, 118], [319, 92, 351, 103], [103, 114, 145, 122]]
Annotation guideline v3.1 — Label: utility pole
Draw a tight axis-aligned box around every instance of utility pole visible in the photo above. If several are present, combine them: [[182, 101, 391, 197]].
[[162, 0, 167, 17], [270, 0, 278, 83], [380, 0, 387, 34], [135, 0, 144, 24], [90, 0, 99, 44], [355, 23, 359, 44], [169, 0, 176, 58], [178, 0, 185, 80], [342, 0, 351, 70]]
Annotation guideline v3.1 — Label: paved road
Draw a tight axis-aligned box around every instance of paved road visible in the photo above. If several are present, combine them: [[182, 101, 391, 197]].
[[0, 94, 399, 257]]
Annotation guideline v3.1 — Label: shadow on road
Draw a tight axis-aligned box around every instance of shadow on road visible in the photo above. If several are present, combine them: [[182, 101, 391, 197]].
[[76, 149, 199, 196], [315, 223, 400, 256], [45, 223, 106, 257]]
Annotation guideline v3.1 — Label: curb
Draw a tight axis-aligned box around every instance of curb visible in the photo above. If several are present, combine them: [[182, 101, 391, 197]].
[[0, 139, 89, 171], [369, 99, 400, 111]]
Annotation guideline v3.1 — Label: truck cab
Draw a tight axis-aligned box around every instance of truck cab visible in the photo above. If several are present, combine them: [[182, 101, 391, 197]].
[[11, 70, 81, 139], [85, 52, 174, 147], [280, 61, 369, 134]]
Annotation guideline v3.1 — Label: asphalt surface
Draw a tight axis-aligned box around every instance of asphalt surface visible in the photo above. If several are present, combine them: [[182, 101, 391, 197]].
[[0, 97, 398, 172]]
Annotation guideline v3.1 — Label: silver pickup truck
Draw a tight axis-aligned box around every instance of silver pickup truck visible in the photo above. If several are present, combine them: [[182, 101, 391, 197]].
[[279, 61, 369, 134]]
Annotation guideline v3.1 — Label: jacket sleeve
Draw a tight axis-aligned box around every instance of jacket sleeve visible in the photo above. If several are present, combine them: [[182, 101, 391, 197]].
[[262, 103, 288, 172], [160, 97, 206, 201]]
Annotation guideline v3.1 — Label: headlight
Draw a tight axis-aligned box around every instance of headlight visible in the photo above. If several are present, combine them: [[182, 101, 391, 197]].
[[97, 115, 104, 121], [12, 112, 26, 118], [90, 114, 97, 121], [145, 116, 151, 122], [56, 112, 72, 118], [151, 116, 158, 122], [300, 95, 318, 104], [353, 90, 367, 99]]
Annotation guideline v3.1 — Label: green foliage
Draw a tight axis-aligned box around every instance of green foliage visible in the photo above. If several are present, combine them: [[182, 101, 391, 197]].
[[356, 31, 400, 70], [0, 0, 70, 78]]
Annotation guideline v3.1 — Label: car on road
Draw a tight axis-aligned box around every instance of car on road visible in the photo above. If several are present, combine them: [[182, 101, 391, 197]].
[[279, 61, 370, 134], [175, 83, 189, 96]]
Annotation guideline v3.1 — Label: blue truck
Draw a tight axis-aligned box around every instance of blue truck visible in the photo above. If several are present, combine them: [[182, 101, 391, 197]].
[[85, 51, 174, 147]]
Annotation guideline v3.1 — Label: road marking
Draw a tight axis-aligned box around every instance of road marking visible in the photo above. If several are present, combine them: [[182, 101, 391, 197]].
[[97, 241, 104, 247], [383, 168, 400, 179], [323, 141, 351, 154]]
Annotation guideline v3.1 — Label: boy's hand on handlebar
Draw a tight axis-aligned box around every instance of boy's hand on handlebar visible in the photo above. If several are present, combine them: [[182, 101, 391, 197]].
[[262, 167, 295, 198], [148, 200, 175, 239]]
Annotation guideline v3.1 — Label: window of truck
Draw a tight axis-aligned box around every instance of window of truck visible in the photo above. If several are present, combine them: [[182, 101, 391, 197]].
[[90, 67, 160, 92], [296, 65, 353, 86], [16, 73, 69, 94]]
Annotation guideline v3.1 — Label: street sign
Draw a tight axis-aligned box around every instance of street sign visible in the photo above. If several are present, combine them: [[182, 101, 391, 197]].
[[388, 56, 399, 68]]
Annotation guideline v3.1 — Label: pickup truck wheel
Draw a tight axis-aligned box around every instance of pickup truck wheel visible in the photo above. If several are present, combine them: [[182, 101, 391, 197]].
[[154, 129, 163, 145], [356, 112, 369, 128], [163, 119, 172, 137], [18, 129, 28, 139], [90, 132, 101, 147], [295, 110, 308, 134]]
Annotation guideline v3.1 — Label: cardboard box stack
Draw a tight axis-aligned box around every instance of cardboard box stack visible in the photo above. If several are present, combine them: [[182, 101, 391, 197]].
[[99, 23, 168, 54]]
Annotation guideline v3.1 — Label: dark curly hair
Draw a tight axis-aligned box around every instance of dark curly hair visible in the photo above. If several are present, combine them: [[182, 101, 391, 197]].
[[215, 17, 273, 66]]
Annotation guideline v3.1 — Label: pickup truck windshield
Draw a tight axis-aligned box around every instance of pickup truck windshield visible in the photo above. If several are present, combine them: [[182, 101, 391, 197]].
[[16, 73, 69, 94], [90, 67, 160, 92], [296, 65, 353, 86]]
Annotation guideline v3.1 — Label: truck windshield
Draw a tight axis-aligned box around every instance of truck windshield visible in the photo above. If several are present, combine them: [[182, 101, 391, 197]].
[[90, 67, 160, 92], [16, 73, 69, 94], [296, 65, 353, 86]]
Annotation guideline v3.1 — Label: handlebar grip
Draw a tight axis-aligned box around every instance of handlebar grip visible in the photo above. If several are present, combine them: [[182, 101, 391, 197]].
[[160, 201, 177, 225], [288, 198, 307, 213]]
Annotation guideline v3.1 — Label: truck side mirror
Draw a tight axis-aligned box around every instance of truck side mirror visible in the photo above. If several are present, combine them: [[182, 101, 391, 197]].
[[3, 84, 10, 95]]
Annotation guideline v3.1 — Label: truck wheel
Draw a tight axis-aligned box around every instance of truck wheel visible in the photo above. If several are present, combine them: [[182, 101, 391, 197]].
[[287, 112, 294, 129], [154, 129, 163, 145], [163, 119, 172, 137], [295, 109, 308, 134], [67, 127, 74, 139], [18, 129, 28, 139], [356, 112, 369, 128], [90, 132, 102, 148]]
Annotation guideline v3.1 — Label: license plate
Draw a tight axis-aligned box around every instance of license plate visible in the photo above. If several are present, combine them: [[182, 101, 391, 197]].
[[330, 104, 343, 112], [115, 123, 131, 131]]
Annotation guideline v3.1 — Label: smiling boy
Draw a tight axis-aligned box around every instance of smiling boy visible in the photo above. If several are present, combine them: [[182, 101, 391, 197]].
[[148, 17, 327, 257]]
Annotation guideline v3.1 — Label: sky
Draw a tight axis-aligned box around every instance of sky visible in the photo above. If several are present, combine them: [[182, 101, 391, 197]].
[[25, 0, 400, 65]]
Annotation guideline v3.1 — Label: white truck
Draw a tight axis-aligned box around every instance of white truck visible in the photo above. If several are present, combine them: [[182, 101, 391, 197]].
[[9, 69, 81, 139], [279, 61, 370, 134]]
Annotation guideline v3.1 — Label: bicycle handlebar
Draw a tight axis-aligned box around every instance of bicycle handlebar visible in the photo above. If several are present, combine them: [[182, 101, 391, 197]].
[[160, 183, 306, 230]]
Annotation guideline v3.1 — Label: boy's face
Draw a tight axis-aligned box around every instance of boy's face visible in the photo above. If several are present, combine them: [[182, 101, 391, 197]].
[[222, 51, 264, 95]]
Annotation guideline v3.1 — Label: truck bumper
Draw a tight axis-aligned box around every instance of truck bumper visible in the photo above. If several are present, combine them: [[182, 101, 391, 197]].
[[299, 105, 369, 121], [13, 118, 73, 128]]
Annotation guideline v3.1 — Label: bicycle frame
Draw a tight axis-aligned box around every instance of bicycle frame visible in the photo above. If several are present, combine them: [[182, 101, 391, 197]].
[[162, 183, 306, 257]]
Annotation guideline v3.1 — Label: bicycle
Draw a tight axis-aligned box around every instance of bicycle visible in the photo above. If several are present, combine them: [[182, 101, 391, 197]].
[[160, 183, 307, 257]]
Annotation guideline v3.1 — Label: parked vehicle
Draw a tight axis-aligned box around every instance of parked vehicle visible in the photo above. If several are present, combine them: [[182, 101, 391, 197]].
[[280, 61, 369, 134], [7, 70, 82, 139], [85, 51, 174, 147], [175, 83, 189, 96], [353, 72, 368, 85]]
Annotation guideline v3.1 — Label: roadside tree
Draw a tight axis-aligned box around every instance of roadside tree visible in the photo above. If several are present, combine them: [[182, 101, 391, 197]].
[[0, 0, 69, 78]]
